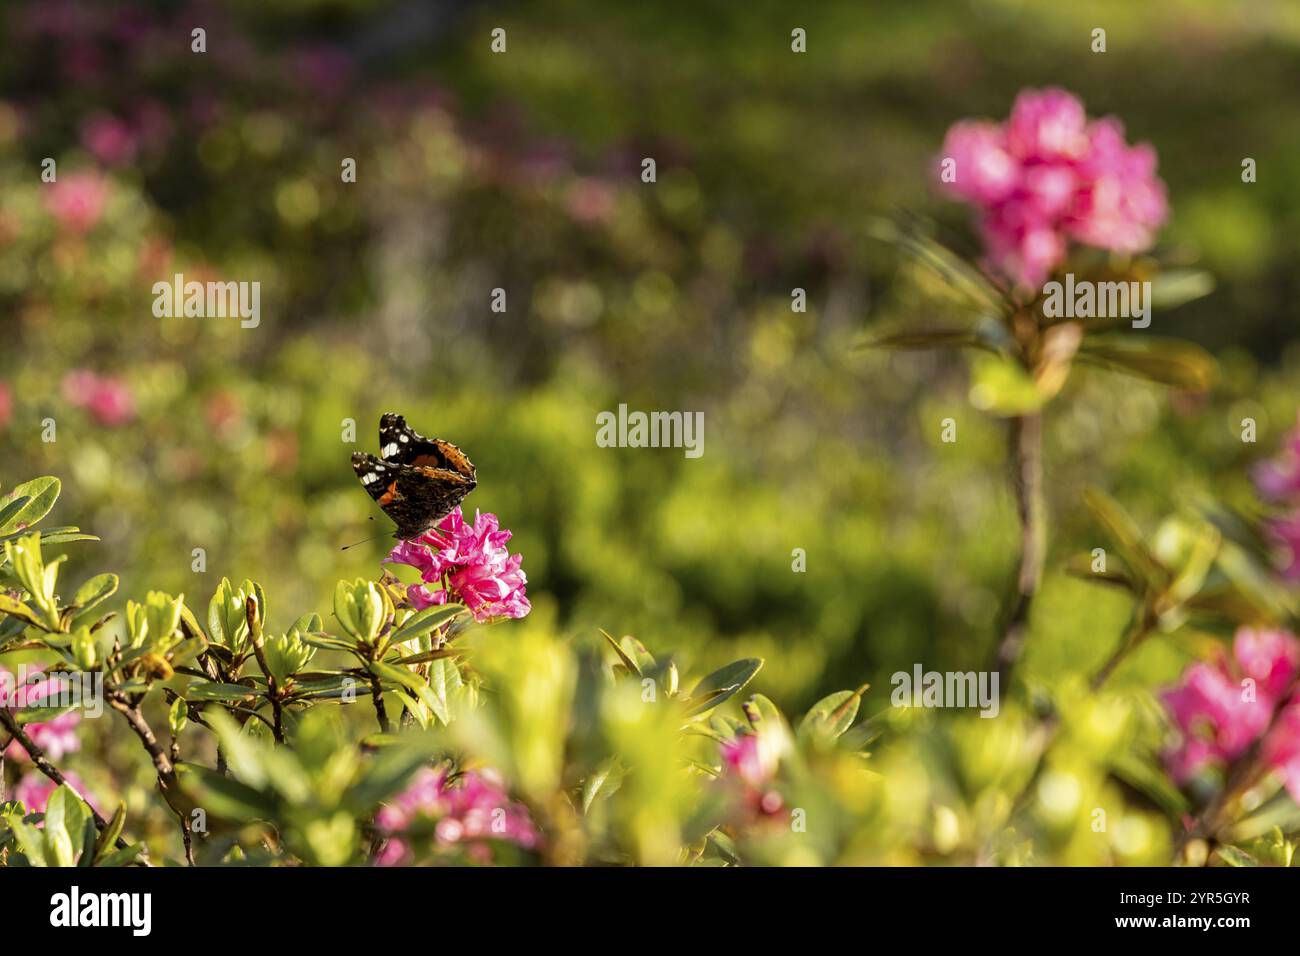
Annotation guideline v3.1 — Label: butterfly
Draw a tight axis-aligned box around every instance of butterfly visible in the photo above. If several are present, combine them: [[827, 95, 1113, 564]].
[[351, 413, 477, 540]]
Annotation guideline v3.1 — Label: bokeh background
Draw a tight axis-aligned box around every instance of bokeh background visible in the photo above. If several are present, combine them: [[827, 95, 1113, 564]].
[[2, 0, 1299, 730]]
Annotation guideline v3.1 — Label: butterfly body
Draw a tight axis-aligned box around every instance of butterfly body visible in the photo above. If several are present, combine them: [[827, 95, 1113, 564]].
[[352, 413, 477, 539]]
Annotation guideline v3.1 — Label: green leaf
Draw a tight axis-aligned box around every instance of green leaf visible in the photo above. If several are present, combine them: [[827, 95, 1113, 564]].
[[425, 658, 454, 725], [68, 573, 119, 625], [799, 686, 867, 742], [389, 603, 467, 645], [92, 805, 128, 865], [300, 631, 356, 652], [43, 785, 83, 867], [179, 765, 278, 821], [0, 494, 31, 531], [598, 628, 640, 675], [1148, 270, 1215, 310], [94, 843, 146, 868], [0, 594, 45, 629], [619, 636, 656, 673], [183, 681, 256, 703], [1214, 845, 1259, 867], [369, 660, 444, 721], [859, 329, 982, 351], [1077, 337, 1218, 391], [0, 478, 60, 534], [582, 758, 626, 813], [684, 659, 764, 717], [8, 817, 48, 866], [1082, 488, 1165, 589]]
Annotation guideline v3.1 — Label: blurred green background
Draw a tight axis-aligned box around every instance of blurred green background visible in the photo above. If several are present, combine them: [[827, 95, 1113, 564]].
[[2, 0, 1299, 726]]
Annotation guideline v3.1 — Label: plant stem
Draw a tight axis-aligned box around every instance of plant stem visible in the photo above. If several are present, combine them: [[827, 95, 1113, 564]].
[[370, 673, 392, 733], [0, 708, 134, 854], [995, 412, 1045, 682], [106, 689, 174, 783]]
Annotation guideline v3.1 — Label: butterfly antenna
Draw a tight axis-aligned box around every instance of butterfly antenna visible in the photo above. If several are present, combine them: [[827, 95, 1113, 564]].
[[340, 529, 390, 551]]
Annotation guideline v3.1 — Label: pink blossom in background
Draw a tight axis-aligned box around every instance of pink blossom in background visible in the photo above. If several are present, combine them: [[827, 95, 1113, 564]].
[[1162, 628, 1300, 795], [79, 112, 137, 166], [1249, 413, 1300, 581], [1263, 705, 1300, 802], [0, 380, 12, 430], [1251, 413, 1300, 502], [62, 369, 135, 427], [14, 772, 95, 818], [936, 88, 1168, 287], [44, 170, 109, 235], [385, 507, 531, 622], [721, 732, 779, 788], [719, 732, 786, 819], [373, 766, 540, 865], [0, 667, 82, 762]]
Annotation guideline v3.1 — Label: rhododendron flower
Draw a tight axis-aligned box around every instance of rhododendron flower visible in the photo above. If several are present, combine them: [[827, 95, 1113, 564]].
[[373, 766, 540, 865], [1250, 413, 1300, 581], [0, 380, 11, 430], [1162, 628, 1300, 792], [62, 369, 135, 427], [14, 772, 94, 818], [1252, 413, 1300, 502], [44, 170, 109, 235], [385, 507, 530, 623], [937, 88, 1168, 287], [80, 112, 137, 166], [1, 667, 81, 762], [719, 732, 785, 819]]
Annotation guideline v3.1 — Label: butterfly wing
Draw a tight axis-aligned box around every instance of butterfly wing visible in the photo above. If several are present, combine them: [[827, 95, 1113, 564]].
[[378, 412, 477, 479], [353, 414, 478, 539]]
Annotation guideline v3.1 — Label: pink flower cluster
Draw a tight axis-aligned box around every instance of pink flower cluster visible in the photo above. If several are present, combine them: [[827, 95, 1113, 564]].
[[1162, 628, 1300, 800], [44, 170, 110, 235], [937, 88, 1168, 287], [62, 369, 135, 427], [1251, 413, 1300, 581], [0, 667, 81, 762], [14, 772, 97, 818], [385, 507, 530, 623], [720, 732, 784, 819], [373, 766, 540, 865]]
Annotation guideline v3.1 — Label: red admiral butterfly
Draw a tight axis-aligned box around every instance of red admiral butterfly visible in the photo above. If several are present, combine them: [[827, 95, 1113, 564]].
[[352, 413, 477, 539]]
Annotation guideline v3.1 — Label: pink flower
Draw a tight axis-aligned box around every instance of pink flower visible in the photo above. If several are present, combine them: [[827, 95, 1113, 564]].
[[385, 507, 531, 623], [719, 733, 785, 820], [1262, 705, 1300, 802], [373, 766, 540, 865], [80, 112, 137, 166], [937, 122, 1018, 205], [1252, 413, 1300, 501], [14, 772, 92, 817], [721, 733, 778, 788], [937, 88, 1167, 287], [1162, 628, 1300, 782], [62, 369, 135, 427], [1, 667, 82, 762], [1264, 513, 1300, 583], [45, 170, 109, 235], [0, 380, 11, 430]]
